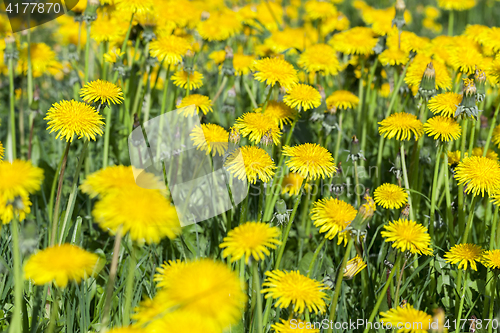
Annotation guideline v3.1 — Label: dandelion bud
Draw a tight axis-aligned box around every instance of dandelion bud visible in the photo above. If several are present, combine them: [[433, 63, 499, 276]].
[[359, 191, 376, 220], [474, 67, 486, 102], [229, 126, 240, 144], [222, 46, 235, 76], [276, 199, 287, 215], [4, 34, 18, 60], [401, 203, 410, 218], [392, 0, 406, 29], [416, 62, 436, 100], [260, 129, 274, 146], [183, 49, 196, 74], [343, 255, 367, 280], [222, 86, 236, 114], [83, 0, 100, 22], [347, 135, 365, 162], [455, 78, 480, 119]]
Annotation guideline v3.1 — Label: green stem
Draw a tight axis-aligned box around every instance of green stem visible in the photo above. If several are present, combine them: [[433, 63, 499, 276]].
[[84, 22, 91, 83], [260, 86, 273, 114], [9, 215, 22, 333], [488, 275, 497, 333], [394, 256, 407, 308], [334, 112, 343, 162], [353, 160, 360, 206], [443, 146, 455, 245], [252, 261, 263, 333], [8, 57, 16, 160], [458, 118, 469, 235], [455, 270, 468, 333], [46, 287, 60, 333], [123, 243, 137, 326], [307, 237, 327, 278], [356, 58, 365, 136], [429, 145, 443, 236], [484, 104, 500, 155], [467, 120, 476, 157], [120, 13, 135, 56], [462, 195, 479, 244], [102, 106, 112, 168], [448, 10, 454, 36], [400, 143, 415, 221], [101, 228, 123, 329]]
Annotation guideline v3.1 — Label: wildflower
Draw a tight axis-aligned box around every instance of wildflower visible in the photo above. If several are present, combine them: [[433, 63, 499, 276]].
[[298, 44, 341, 76], [283, 143, 337, 180], [24, 244, 101, 288], [261, 270, 328, 314], [325, 90, 359, 113], [233, 53, 255, 76], [475, 67, 487, 102], [428, 92, 462, 118], [219, 221, 281, 263], [234, 112, 282, 145], [416, 62, 436, 100], [374, 183, 408, 209], [149, 35, 191, 65], [253, 57, 299, 90], [229, 126, 240, 144], [378, 48, 409, 67], [378, 112, 424, 141], [444, 243, 483, 270], [104, 48, 125, 63], [437, 0, 476, 11], [197, 10, 242, 42], [258, 101, 297, 129], [472, 147, 498, 161], [380, 305, 433, 333], [190, 124, 228, 156], [304, 0, 337, 21], [115, 0, 154, 15], [90, 16, 127, 44], [359, 192, 376, 220], [405, 54, 452, 96], [343, 255, 367, 280], [80, 80, 124, 106], [454, 156, 500, 197], [171, 70, 204, 90], [424, 116, 461, 141], [272, 319, 320, 333], [447, 150, 461, 167], [18, 43, 63, 78], [154, 259, 186, 289], [281, 173, 307, 196], [311, 198, 357, 245], [330, 27, 378, 55], [449, 46, 483, 75], [482, 250, 500, 269], [381, 219, 433, 255], [45, 100, 105, 142], [145, 310, 220, 333], [177, 94, 213, 117], [224, 146, 276, 184], [283, 84, 322, 111]]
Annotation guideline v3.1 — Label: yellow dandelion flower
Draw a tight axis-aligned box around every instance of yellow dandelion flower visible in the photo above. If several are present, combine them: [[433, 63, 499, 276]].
[[472, 147, 499, 161], [343, 255, 367, 280], [190, 124, 228, 156], [177, 94, 213, 117], [380, 305, 433, 333], [486, 56, 500, 85], [224, 146, 276, 184], [103, 48, 125, 63], [304, 0, 337, 20], [378, 48, 409, 66], [272, 318, 320, 333], [233, 53, 255, 76], [428, 92, 462, 117], [45, 100, 104, 142], [92, 187, 181, 243], [437, 0, 476, 11], [444, 243, 483, 270], [310, 198, 357, 244], [481, 250, 500, 269], [257, 101, 297, 129], [330, 27, 378, 55], [149, 35, 191, 65], [283, 143, 337, 180], [425, 6, 441, 19], [80, 80, 124, 106], [321, 12, 351, 35], [386, 31, 429, 54], [145, 310, 220, 333], [209, 50, 226, 66], [381, 219, 433, 255], [253, 57, 299, 90], [234, 112, 282, 145], [282, 172, 307, 196], [115, 0, 154, 15], [262, 270, 328, 314], [153, 259, 187, 289], [283, 84, 322, 111], [379, 82, 392, 98], [448, 46, 483, 75], [483, 28, 500, 55], [220, 221, 281, 263], [405, 54, 452, 96], [424, 116, 461, 141], [374, 183, 408, 209], [325, 90, 359, 113], [448, 150, 462, 166], [197, 10, 242, 41], [91, 16, 127, 44], [171, 70, 204, 90], [24, 244, 101, 288], [298, 43, 341, 76], [454, 156, 500, 197], [378, 112, 424, 141], [18, 43, 63, 78]]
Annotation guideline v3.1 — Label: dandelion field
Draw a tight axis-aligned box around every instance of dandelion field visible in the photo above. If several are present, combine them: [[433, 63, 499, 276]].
[[4, 0, 500, 332]]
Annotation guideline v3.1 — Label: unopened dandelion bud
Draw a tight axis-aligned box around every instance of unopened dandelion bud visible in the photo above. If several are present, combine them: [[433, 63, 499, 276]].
[[222, 46, 235, 76], [455, 78, 480, 119], [183, 49, 196, 74], [343, 255, 367, 280], [416, 62, 436, 100], [347, 135, 365, 162], [4, 34, 18, 60], [276, 199, 287, 215], [83, 0, 100, 22], [392, 0, 406, 29], [260, 130, 274, 146], [474, 67, 486, 102], [222, 86, 236, 113]]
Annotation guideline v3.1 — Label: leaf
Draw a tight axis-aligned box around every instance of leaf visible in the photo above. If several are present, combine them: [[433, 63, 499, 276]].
[[298, 252, 314, 276]]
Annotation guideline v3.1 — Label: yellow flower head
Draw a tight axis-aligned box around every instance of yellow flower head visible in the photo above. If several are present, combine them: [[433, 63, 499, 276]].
[[115, 0, 154, 15], [253, 57, 299, 90], [171, 70, 204, 90], [298, 43, 341, 76], [405, 55, 452, 96], [472, 147, 499, 161], [283, 143, 337, 180], [272, 318, 320, 333], [233, 53, 255, 76], [91, 16, 127, 44], [437, 0, 476, 11], [224, 146, 276, 184], [190, 124, 228, 156], [283, 84, 322, 111], [197, 9, 242, 41], [304, 0, 337, 20], [311, 197, 357, 245], [454, 156, 500, 197], [424, 116, 461, 141], [177, 94, 213, 117], [257, 101, 297, 129], [492, 124, 500, 149], [262, 270, 328, 314], [143, 310, 221, 333], [378, 112, 424, 141], [343, 255, 367, 280], [80, 80, 124, 106], [325, 90, 359, 113], [381, 219, 433, 255], [104, 48, 125, 63], [149, 35, 191, 65], [447, 150, 462, 166], [374, 183, 408, 209], [153, 259, 187, 289], [444, 243, 483, 270], [378, 48, 409, 67], [449, 46, 483, 75], [45, 100, 105, 142], [428, 92, 462, 117], [386, 31, 429, 54], [281, 172, 308, 196], [18, 43, 63, 78], [92, 187, 181, 243], [482, 250, 500, 269], [24, 244, 101, 288], [380, 305, 433, 333], [234, 112, 282, 145], [220, 221, 281, 263], [330, 27, 378, 55]]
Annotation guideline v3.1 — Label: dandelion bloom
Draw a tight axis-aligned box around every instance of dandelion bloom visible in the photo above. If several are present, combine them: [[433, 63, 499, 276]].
[[261, 270, 328, 314], [149, 35, 191, 65], [330, 27, 378, 55], [304, 0, 337, 20], [220, 221, 281, 263], [177, 94, 213, 117], [171, 70, 204, 90], [472, 147, 498, 161], [224, 146, 276, 184], [80, 80, 124, 106], [145, 310, 220, 333], [325, 90, 359, 113], [258, 101, 297, 129], [283, 143, 337, 180], [386, 31, 429, 54], [24, 244, 101, 288], [428, 92, 462, 117], [115, 0, 154, 15], [405, 55, 452, 96], [190, 124, 228, 156], [298, 43, 340, 76], [90, 17, 127, 44], [103, 48, 125, 63], [424, 116, 461, 141], [454, 156, 500, 196], [234, 112, 282, 145], [272, 319, 320, 333], [45, 100, 105, 142], [18, 43, 63, 78], [92, 187, 181, 243], [482, 250, 500, 269], [281, 172, 306, 196], [374, 183, 408, 209], [233, 53, 255, 76], [379, 305, 432, 333], [378, 48, 409, 67], [197, 10, 242, 42], [381, 219, 433, 255], [448, 46, 483, 75], [134, 259, 246, 329], [154, 259, 187, 289], [80, 165, 163, 198], [343, 255, 367, 280], [283, 84, 322, 111], [378, 112, 424, 141], [310, 198, 357, 245], [437, 0, 476, 11], [253, 57, 299, 90], [447, 150, 461, 166], [444, 243, 483, 270]]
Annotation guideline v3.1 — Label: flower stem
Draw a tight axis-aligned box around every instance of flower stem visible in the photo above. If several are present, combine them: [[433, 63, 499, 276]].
[[448, 10, 454, 36], [102, 228, 123, 329], [488, 275, 497, 333], [252, 261, 263, 333], [334, 112, 343, 162], [8, 57, 16, 160], [9, 215, 22, 333], [307, 237, 327, 278], [484, 104, 500, 155], [123, 243, 137, 326], [394, 255, 407, 308], [47, 287, 60, 333], [467, 119, 476, 157], [102, 106, 112, 168], [84, 22, 91, 83], [429, 145, 443, 236], [400, 143, 415, 221], [455, 270, 468, 333]]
